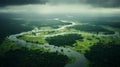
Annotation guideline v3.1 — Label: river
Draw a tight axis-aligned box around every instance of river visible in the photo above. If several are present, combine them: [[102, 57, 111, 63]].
[[8, 18, 120, 67]]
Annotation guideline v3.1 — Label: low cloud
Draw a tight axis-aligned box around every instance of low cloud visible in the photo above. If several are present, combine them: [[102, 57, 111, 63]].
[[0, 4, 120, 14], [0, 0, 47, 6], [0, 0, 119, 15], [84, 0, 120, 7], [0, 0, 120, 8], [47, 0, 120, 8]]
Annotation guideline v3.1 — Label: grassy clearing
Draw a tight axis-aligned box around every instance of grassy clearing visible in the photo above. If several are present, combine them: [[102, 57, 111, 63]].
[[17, 35, 47, 44]]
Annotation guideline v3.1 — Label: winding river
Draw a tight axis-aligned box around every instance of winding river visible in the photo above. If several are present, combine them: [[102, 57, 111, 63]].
[[8, 18, 120, 67]]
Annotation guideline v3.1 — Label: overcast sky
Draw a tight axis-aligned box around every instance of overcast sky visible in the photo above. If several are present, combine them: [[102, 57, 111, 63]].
[[0, 0, 120, 14], [0, 0, 120, 7], [48, 0, 120, 7]]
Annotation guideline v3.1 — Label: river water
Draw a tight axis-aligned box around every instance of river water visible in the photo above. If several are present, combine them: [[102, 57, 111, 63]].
[[8, 18, 119, 67]]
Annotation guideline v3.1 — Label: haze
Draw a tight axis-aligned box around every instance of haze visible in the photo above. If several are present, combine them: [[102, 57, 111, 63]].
[[0, 0, 120, 14]]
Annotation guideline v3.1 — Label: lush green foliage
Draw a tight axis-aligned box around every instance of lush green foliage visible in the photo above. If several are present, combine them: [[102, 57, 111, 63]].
[[0, 14, 120, 67], [0, 39, 69, 67], [85, 42, 120, 67], [0, 38, 22, 54], [17, 35, 47, 44], [0, 48, 69, 67], [0, 16, 69, 43], [45, 34, 83, 46], [73, 35, 99, 53], [71, 25, 114, 34], [90, 21, 120, 28], [28, 19, 71, 28]]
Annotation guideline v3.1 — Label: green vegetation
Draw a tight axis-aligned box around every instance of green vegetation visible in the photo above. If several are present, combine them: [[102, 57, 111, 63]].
[[71, 24, 114, 34], [73, 33, 120, 67], [0, 17, 70, 43], [17, 35, 47, 44], [73, 33, 120, 53], [27, 19, 71, 29], [85, 42, 120, 67], [45, 34, 83, 47], [0, 38, 23, 55], [0, 48, 69, 67], [0, 14, 120, 67], [73, 35, 99, 54], [90, 21, 120, 28], [0, 39, 69, 67]]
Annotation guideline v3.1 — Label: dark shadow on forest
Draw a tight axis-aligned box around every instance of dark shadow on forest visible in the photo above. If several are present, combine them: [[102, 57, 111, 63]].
[[85, 42, 120, 67]]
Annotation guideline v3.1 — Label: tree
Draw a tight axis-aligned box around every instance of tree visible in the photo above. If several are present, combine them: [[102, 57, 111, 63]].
[[85, 42, 120, 67]]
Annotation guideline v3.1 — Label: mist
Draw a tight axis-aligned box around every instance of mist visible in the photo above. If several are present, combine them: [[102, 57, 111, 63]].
[[0, 4, 120, 15], [0, 0, 120, 15], [0, 1, 120, 67]]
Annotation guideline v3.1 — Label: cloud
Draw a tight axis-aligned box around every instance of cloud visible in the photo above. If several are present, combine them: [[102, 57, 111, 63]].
[[0, 0, 120, 15], [0, 4, 120, 14], [84, 0, 120, 7], [47, 0, 82, 4], [47, 0, 120, 8], [0, 0, 120, 7], [0, 0, 48, 6]]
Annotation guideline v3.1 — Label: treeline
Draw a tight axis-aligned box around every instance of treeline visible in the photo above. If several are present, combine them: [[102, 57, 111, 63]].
[[0, 48, 68, 67], [0, 17, 32, 44], [89, 21, 120, 28], [85, 42, 120, 67], [0, 39, 69, 67], [0, 16, 71, 43], [45, 34, 83, 46], [27, 20, 70, 28], [71, 25, 114, 34]]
